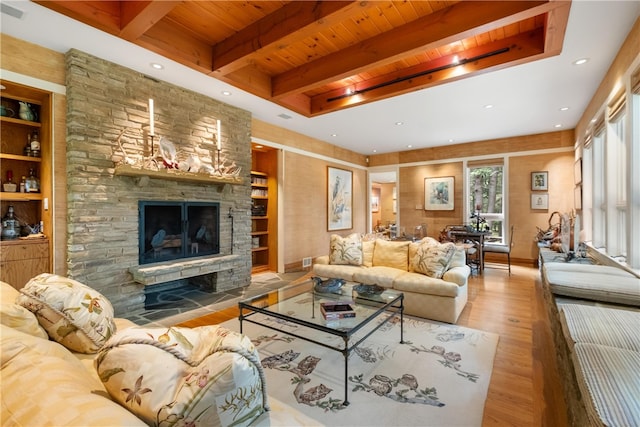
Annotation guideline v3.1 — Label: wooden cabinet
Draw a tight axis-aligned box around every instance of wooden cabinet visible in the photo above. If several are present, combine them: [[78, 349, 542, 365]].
[[0, 239, 49, 289], [251, 171, 270, 273], [1, 80, 53, 278]]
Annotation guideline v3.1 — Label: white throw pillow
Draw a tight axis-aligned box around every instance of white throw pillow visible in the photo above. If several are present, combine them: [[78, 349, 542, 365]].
[[412, 241, 457, 279], [16, 273, 116, 354], [329, 233, 363, 265]]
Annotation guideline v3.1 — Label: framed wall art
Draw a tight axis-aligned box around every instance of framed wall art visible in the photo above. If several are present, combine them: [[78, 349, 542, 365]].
[[531, 171, 548, 191], [327, 166, 353, 231], [531, 193, 549, 210], [574, 159, 582, 185], [424, 176, 454, 210]]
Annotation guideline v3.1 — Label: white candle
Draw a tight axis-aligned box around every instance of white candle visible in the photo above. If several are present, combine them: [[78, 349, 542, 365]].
[[216, 119, 221, 150], [149, 98, 154, 136]]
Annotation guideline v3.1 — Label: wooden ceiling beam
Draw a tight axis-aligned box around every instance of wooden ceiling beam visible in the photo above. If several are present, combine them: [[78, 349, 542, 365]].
[[543, 1, 572, 55], [119, 1, 181, 41], [212, 1, 362, 75], [271, 1, 560, 98], [33, 1, 121, 34], [136, 18, 214, 73], [307, 29, 545, 116]]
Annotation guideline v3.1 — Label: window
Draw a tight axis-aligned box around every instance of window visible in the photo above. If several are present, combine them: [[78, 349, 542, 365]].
[[467, 161, 505, 243]]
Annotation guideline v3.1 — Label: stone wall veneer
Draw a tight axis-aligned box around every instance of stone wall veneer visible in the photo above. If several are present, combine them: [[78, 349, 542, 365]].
[[65, 49, 252, 315]]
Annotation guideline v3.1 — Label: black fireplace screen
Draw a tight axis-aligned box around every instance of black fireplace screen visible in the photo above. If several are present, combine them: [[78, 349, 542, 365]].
[[139, 201, 220, 265]]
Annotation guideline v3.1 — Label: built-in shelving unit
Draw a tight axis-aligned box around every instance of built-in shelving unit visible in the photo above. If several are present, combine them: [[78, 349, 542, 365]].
[[0, 80, 52, 289], [251, 144, 278, 273], [251, 170, 270, 273]]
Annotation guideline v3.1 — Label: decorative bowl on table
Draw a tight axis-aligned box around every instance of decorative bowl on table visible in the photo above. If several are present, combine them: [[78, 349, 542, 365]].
[[353, 284, 385, 296], [311, 277, 345, 295]]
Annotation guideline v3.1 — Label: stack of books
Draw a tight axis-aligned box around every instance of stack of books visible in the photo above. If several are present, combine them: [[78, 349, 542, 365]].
[[320, 301, 356, 320]]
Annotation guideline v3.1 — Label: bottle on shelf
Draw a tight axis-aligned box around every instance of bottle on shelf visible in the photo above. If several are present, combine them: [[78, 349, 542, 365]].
[[1, 205, 19, 240], [3, 170, 17, 192], [25, 168, 39, 193], [30, 130, 40, 157], [20, 176, 26, 193], [24, 134, 32, 157]]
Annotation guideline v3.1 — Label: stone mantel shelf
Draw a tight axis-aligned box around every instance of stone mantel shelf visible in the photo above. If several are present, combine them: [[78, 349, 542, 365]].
[[114, 164, 245, 188], [129, 254, 241, 286]]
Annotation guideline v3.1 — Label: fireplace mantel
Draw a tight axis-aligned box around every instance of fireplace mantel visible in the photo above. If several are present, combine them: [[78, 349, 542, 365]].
[[114, 165, 245, 190], [129, 254, 241, 286]]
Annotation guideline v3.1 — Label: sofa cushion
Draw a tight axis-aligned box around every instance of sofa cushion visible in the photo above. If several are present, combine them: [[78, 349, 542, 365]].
[[0, 281, 48, 339], [1, 324, 146, 427], [96, 325, 267, 426], [412, 241, 456, 279], [16, 273, 117, 353], [363, 240, 375, 267], [329, 233, 363, 265], [313, 263, 364, 282], [392, 272, 460, 298], [373, 239, 410, 271], [353, 266, 406, 288]]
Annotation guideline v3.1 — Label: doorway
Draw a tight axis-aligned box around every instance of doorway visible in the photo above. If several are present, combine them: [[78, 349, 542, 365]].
[[369, 169, 398, 237]]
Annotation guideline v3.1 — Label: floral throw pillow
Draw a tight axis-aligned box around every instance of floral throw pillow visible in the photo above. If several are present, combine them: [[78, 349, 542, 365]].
[[329, 233, 363, 265], [95, 325, 267, 426], [412, 241, 457, 279], [16, 273, 116, 353]]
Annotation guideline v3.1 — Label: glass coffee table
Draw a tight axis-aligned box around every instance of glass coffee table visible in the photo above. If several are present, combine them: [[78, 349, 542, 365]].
[[238, 280, 404, 406]]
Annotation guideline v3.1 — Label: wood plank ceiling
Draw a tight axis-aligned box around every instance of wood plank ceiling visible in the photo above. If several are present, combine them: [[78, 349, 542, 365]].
[[36, 1, 571, 117]]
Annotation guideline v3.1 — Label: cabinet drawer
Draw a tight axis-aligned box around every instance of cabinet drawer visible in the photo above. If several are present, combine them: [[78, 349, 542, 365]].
[[0, 239, 49, 262]]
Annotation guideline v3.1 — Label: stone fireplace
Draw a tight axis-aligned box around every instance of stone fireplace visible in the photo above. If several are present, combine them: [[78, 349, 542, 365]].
[[64, 49, 253, 315]]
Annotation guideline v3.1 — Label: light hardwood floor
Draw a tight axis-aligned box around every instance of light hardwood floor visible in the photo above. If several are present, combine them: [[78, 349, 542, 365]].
[[176, 263, 569, 426]]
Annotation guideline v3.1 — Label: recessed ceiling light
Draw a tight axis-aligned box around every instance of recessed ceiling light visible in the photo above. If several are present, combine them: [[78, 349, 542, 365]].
[[573, 58, 589, 66], [484, 104, 494, 109], [559, 107, 569, 111], [372, 149, 377, 153], [150, 62, 164, 70], [554, 124, 562, 128], [407, 144, 412, 148], [331, 133, 338, 137], [221, 90, 232, 96], [395, 121, 404, 126], [591, 118, 597, 123], [448, 139, 454, 143]]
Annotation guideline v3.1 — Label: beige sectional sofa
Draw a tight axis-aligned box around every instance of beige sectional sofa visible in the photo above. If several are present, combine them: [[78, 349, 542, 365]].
[[313, 236, 471, 323], [1, 275, 268, 427]]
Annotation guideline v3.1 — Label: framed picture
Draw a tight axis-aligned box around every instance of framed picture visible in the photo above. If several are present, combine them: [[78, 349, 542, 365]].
[[531, 193, 549, 210], [371, 195, 380, 212], [574, 185, 582, 210], [424, 176, 454, 210], [327, 166, 353, 231], [531, 171, 548, 191], [574, 159, 582, 185]]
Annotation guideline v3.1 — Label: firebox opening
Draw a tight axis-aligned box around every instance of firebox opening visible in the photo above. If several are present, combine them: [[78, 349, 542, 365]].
[[139, 201, 220, 265]]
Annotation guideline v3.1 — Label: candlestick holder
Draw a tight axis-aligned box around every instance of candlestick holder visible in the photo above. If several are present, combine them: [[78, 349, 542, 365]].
[[149, 134, 155, 157]]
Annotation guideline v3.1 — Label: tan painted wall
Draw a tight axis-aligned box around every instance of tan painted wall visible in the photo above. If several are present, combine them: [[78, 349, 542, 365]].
[[509, 152, 575, 262], [281, 150, 366, 266]]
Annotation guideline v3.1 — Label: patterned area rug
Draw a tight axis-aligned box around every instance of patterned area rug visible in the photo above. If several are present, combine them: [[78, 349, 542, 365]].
[[221, 313, 499, 426]]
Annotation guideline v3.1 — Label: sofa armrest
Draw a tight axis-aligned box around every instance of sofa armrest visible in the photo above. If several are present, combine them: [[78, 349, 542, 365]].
[[315, 255, 330, 265], [442, 265, 470, 286]]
